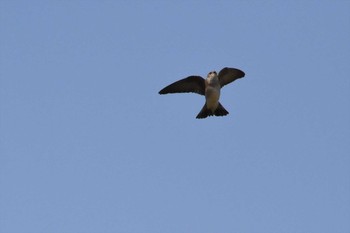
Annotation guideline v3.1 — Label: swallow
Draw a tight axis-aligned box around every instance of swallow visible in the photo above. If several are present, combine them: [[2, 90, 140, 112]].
[[159, 67, 245, 119]]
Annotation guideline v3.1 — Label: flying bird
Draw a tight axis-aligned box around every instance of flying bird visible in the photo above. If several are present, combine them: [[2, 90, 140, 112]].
[[159, 67, 245, 119]]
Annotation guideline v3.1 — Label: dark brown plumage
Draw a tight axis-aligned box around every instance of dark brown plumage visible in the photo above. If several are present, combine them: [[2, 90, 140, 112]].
[[159, 67, 245, 119]]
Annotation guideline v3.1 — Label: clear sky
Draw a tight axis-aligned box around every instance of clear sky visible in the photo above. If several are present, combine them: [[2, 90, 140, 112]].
[[1, 1, 349, 233]]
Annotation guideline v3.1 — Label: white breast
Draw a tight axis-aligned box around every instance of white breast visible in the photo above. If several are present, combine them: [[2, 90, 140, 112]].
[[205, 86, 220, 112]]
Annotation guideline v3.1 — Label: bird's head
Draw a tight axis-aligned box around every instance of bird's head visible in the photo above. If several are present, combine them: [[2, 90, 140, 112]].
[[207, 71, 217, 79]]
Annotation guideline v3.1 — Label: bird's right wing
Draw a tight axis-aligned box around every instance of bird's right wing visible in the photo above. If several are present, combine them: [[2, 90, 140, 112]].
[[159, 76, 205, 95], [218, 67, 245, 88]]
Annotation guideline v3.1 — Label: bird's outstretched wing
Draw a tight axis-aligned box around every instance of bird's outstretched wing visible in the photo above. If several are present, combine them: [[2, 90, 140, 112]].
[[159, 76, 205, 95], [218, 67, 245, 88]]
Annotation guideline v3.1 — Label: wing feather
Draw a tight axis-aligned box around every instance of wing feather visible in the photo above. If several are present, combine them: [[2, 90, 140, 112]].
[[159, 76, 205, 95], [218, 67, 245, 88]]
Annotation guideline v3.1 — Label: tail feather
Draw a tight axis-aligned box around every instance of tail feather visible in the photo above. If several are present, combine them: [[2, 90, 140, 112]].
[[196, 102, 229, 119], [196, 104, 213, 119], [214, 103, 229, 116]]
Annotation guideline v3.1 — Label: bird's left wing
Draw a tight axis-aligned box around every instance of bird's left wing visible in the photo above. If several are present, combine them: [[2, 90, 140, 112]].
[[218, 67, 245, 88], [159, 76, 205, 95]]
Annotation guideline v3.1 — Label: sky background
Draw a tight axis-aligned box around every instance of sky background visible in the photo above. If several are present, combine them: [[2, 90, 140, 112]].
[[1, 1, 350, 233]]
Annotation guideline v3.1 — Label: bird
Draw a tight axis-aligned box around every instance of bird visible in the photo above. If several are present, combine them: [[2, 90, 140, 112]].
[[159, 67, 245, 119]]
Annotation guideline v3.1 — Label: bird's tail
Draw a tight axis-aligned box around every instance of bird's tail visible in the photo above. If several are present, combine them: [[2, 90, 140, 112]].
[[196, 102, 229, 119]]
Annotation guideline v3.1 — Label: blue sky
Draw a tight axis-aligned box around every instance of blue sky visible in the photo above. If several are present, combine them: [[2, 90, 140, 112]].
[[1, 1, 349, 232]]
